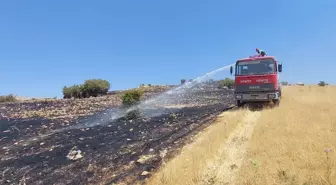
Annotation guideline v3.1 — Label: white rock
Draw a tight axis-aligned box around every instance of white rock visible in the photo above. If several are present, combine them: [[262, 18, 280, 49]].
[[67, 147, 83, 161], [141, 171, 150, 176]]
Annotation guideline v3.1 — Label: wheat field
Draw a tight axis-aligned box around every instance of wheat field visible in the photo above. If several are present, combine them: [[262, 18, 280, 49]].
[[145, 86, 336, 185]]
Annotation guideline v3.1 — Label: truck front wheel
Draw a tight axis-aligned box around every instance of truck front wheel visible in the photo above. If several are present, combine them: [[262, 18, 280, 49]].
[[237, 100, 243, 107], [273, 99, 280, 106]]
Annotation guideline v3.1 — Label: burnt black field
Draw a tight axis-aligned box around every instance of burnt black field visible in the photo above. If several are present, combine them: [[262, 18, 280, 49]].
[[0, 89, 234, 185]]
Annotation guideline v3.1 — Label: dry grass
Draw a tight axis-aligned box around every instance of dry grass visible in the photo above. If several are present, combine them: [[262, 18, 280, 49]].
[[236, 85, 336, 185], [145, 85, 336, 185]]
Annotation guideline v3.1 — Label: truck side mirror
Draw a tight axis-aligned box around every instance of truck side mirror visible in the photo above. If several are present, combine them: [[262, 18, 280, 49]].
[[230, 66, 233, 75], [278, 64, 282, 72]]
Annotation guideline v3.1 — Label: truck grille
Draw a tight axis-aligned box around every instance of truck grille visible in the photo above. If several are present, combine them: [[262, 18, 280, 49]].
[[235, 84, 275, 93]]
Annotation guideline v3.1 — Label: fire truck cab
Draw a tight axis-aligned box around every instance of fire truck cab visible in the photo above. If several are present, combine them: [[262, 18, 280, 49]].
[[230, 49, 283, 107]]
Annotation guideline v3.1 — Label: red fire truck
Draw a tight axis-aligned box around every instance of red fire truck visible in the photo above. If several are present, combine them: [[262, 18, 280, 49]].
[[230, 49, 283, 107]]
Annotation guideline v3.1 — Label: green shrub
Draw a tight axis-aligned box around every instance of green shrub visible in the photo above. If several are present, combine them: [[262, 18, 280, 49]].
[[0, 94, 17, 103], [281, 81, 289, 86], [125, 109, 141, 120], [218, 78, 235, 89], [121, 89, 144, 120], [181, 79, 186, 85], [318, 81, 327, 86], [121, 89, 143, 107]]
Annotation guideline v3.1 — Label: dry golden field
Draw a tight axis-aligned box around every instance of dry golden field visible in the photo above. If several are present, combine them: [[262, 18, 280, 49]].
[[145, 86, 336, 185]]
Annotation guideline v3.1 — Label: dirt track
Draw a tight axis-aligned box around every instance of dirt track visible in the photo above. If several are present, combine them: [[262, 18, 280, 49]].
[[0, 89, 234, 185], [202, 110, 260, 184]]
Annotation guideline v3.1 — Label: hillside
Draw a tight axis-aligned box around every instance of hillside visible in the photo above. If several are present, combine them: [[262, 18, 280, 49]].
[[0, 84, 234, 185], [2, 85, 335, 185], [0, 86, 173, 122]]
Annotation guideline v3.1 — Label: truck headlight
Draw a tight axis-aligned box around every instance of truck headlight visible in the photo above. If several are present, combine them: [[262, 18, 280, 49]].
[[236, 95, 242, 99]]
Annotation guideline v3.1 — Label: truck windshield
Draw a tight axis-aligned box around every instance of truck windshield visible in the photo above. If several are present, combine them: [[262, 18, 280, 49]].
[[236, 59, 275, 76]]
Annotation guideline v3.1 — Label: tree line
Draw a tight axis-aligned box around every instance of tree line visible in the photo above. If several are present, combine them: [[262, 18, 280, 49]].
[[62, 79, 110, 99]]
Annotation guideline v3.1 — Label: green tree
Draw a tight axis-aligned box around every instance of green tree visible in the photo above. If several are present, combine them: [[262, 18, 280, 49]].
[[62, 86, 72, 99], [62, 85, 82, 99], [82, 79, 110, 98], [181, 79, 186, 85], [62, 79, 111, 99], [71, 85, 82, 98]]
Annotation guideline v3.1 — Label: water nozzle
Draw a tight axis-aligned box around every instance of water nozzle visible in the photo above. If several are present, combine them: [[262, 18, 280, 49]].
[[256, 48, 266, 56]]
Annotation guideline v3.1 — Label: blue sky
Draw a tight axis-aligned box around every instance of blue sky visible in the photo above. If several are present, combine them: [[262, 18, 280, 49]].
[[1, 0, 336, 97]]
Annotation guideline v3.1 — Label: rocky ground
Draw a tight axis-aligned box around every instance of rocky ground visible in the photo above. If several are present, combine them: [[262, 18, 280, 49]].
[[0, 95, 122, 122], [0, 88, 234, 185]]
